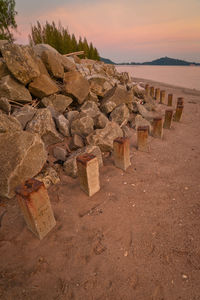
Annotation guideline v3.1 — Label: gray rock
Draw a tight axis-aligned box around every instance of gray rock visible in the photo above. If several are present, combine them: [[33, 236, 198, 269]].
[[65, 110, 79, 125], [55, 114, 70, 137], [61, 56, 76, 71], [94, 113, 109, 129], [80, 101, 100, 118], [0, 75, 32, 103], [42, 94, 73, 113], [63, 145, 103, 178], [41, 50, 64, 79], [86, 121, 123, 152], [1, 43, 40, 85], [35, 166, 60, 189], [64, 71, 90, 104], [70, 112, 94, 137], [137, 103, 159, 122], [0, 58, 9, 79], [135, 115, 152, 133], [70, 134, 84, 150], [26, 108, 63, 146], [34, 44, 58, 56], [12, 105, 36, 129], [53, 146, 67, 161], [28, 74, 59, 99], [0, 97, 11, 114], [110, 103, 130, 126], [0, 111, 22, 133]]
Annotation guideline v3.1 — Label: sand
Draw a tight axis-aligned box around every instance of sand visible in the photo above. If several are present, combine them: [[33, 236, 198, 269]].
[[0, 80, 200, 300]]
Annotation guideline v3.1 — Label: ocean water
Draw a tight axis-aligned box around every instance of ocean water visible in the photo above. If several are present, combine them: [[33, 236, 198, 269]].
[[116, 65, 200, 91]]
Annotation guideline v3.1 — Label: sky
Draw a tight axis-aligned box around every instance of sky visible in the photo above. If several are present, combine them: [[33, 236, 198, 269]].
[[15, 0, 200, 63]]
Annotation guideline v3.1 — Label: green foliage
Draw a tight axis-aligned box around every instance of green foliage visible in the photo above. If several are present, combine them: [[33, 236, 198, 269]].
[[0, 0, 17, 41], [29, 21, 100, 61]]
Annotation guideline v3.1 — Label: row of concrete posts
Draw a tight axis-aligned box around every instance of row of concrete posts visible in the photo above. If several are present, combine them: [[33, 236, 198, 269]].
[[15, 84, 184, 240]]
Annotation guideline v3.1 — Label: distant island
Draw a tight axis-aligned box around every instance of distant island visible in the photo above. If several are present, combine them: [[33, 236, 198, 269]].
[[100, 56, 200, 66]]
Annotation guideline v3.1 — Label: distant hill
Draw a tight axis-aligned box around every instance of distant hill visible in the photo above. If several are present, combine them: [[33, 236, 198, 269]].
[[100, 57, 116, 64], [118, 56, 200, 66]]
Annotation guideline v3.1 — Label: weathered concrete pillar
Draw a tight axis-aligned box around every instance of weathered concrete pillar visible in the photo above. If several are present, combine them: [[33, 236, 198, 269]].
[[15, 178, 56, 240], [160, 90, 166, 104], [113, 137, 131, 171], [150, 86, 155, 98], [137, 126, 149, 152], [155, 88, 160, 101], [177, 97, 184, 107], [76, 153, 100, 196], [167, 94, 173, 106], [145, 84, 150, 97], [174, 104, 184, 122], [163, 109, 173, 129], [152, 117, 163, 138]]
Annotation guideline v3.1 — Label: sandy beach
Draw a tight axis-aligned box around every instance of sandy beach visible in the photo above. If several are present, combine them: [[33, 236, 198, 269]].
[[0, 80, 200, 300]]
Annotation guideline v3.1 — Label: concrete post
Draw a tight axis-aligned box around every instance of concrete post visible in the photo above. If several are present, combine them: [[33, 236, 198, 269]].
[[167, 94, 173, 106], [155, 88, 160, 101], [152, 117, 163, 138], [15, 178, 56, 240], [76, 153, 100, 197], [160, 90, 166, 104], [174, 104, 184, 122], [113, 137, 131, 171], [150, 86, 155, 98], [137, 126, 149, 152], [163, 109, 173, 129]]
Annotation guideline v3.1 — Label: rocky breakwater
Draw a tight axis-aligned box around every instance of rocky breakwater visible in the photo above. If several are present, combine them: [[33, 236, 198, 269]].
[[0, 41, 162, 199]]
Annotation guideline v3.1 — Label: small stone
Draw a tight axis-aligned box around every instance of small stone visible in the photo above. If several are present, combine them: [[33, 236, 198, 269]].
[[124, 251, 128, 257], [53, 146, 67, 161]]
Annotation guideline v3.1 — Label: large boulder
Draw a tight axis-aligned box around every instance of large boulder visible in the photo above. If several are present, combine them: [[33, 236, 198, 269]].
[[61, 56, 76, 71], [110, 103, 130, 126], [80, 101, 100, 118], [101, 86, 133, 114], [12, 105, 36, 129], [0, 58, 9, 79], [86, 121, 123, 152], [28, 74, 59, 98], [42, 94, 73, 113], [41, 50, 64, 79], [137, 103, 159, 122], [87, 74, 113, 97], [94, 113, 109, 129], [0, 113, 47, 198], [63, 145, 103, 178], [0, 75, 32, 103], [26, 108, 63, 146], [63, 71, 90, 104], [70, 112, 94, 137], [1, 44, 40, 85], [0, 97, 11, 114]]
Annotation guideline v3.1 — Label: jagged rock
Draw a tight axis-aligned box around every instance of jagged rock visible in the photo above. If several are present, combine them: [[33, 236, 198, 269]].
[[35, 166, 60, 189], [0, 75, 32, 103], [28, 74, 59, 98], [1, 43, 40, 85], [87, 74, 113, 97], [54, 114, 70, 137], [110, 103, 130, 126], [42, 94, 73, 113], [135, 115, 152, 133], [133, 84, 145, 98], [35, 56, 49, 76], [70, 134, 84, 150], [63, 71, 90, 104], [61, 56, 76, 71], [41, 50, 64, 79], [26, 108, 63, 146], [121, 125, 131, 138], [86, 121, 123, 152], [0, 58, 9, 79], [101, 86, 133, 114], [0, 40, 9, 53], [34, 44, 58, 56], [137, 103, 159, 122], [80, 101, 100, 118], [0, 97, 11, 114], [63, 145, 103, 178], [12, 105, 36, 129], [70, 112, 94, 137], [64, 110, 79, 125], [86, 91, 99, 104], [53, 146, 67, 161], [94, 113, 109, 129], [0, 113, 47, 198]]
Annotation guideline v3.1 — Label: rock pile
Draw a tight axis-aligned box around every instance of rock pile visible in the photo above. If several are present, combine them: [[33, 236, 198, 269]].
[[0, 41, 163, 199]]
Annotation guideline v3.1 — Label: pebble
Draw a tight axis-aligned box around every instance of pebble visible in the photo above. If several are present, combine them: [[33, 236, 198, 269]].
[[124, 251, 128, 257], [182, 274, 188, 279]]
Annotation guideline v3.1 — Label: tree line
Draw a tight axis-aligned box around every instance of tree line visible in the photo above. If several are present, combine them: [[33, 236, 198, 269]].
[[0, 0, 100, 60]]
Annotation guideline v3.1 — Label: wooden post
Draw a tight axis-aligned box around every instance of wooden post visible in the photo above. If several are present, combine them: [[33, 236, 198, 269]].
[[155, 88, 160, 101], [150, 86, 155, 98], [177, 97, 184, 107], [145, 84, 150, 97], [76, 153, 100, 196], [137, 126, 149, 152], [167, 94, 173, 106], [152, 117, 163, 138], [163, 109, 173, 129], [160, 90, 165, 104], [174, 104, 184, 122], [113, 137, 131, 171], [15, 178, 56, 240]]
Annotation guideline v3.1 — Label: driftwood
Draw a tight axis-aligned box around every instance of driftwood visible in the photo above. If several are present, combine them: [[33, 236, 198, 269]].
[[64, 51, 84, 57]]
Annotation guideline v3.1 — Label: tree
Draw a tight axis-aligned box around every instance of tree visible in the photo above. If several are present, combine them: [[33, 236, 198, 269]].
[[0, 0, 17, 41]]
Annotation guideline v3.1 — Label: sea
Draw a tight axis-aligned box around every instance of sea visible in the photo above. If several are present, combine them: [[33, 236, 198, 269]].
[[116, 65, 200, 91]]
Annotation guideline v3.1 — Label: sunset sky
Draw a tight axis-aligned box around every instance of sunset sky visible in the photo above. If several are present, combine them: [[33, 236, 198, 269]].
[[15, 0, 200, 63]]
